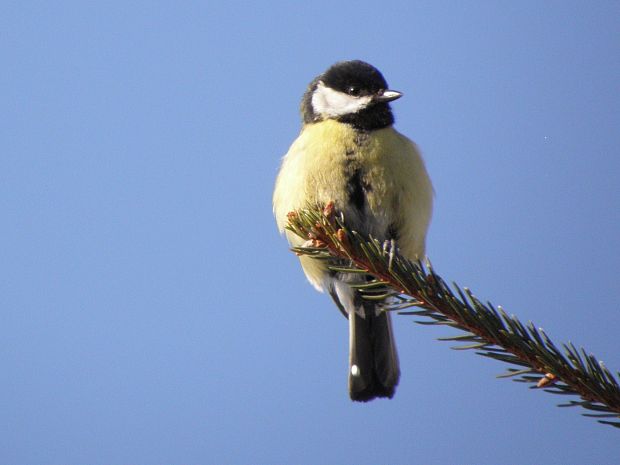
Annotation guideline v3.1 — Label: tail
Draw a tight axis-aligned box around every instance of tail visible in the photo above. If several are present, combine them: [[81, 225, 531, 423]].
[[348, 299, 400, 401], [329, 281, 400, 401]]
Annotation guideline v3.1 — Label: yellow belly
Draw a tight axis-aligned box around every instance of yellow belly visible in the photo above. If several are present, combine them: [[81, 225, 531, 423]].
[[273, 119, 433, 290]]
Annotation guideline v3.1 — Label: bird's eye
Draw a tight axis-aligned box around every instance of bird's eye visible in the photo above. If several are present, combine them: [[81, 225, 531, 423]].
[[347, 86, 360, 96]]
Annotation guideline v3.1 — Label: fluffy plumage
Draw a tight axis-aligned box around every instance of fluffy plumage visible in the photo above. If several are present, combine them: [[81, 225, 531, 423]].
[[273, 60, 433, 401]]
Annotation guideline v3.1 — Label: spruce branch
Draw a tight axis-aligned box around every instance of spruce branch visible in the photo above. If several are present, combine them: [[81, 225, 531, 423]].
[[286, 203, 620, 428]]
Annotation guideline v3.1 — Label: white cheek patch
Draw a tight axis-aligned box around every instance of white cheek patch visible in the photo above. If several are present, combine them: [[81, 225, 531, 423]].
[[311, 81, 373, 118]]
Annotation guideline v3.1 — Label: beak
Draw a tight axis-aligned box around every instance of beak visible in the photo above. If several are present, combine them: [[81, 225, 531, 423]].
[[374, 89, 403, 103]]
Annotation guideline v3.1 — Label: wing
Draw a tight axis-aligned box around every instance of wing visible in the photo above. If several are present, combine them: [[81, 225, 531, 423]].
[[378, 129, 434, 260], [273, 121, 359, 291]]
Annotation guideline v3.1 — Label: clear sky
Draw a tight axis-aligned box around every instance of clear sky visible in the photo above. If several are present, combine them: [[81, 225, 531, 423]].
[[2, 1, 619, 464]]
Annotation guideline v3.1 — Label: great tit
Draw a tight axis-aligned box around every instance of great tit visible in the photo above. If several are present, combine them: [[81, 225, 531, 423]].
[[273, 60, 433, 401]]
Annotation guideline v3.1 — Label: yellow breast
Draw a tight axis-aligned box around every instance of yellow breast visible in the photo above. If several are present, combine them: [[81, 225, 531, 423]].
[[273, 119, 433, 290]]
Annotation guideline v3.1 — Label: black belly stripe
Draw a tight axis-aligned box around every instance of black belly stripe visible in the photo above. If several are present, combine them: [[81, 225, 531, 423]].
[[347, 169, 366, 212], [387, 223, 399, 241], [345, 134, 372, 213]]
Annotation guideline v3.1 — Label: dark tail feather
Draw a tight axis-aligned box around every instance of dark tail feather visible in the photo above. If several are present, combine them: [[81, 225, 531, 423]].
[[348, 300, 400, 402]]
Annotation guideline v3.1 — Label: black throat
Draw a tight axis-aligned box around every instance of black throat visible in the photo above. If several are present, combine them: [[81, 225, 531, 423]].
[[336, 102, 395, 131]]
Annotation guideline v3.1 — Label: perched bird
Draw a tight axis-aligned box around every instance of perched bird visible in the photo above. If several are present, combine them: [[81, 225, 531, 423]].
[[273, 60, 433, 401]]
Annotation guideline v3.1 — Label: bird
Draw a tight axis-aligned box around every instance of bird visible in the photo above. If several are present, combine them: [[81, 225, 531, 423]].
[[273, 60, 433, 401]]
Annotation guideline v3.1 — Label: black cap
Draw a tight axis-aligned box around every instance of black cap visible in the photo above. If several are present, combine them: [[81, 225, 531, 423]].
[[301, 60, 400, 131]]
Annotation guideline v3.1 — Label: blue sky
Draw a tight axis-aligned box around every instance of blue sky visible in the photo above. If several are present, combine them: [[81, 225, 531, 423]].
[[2, 1, 619, 464]]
